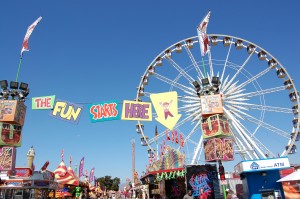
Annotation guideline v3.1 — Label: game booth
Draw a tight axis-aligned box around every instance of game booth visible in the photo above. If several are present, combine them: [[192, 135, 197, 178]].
[[140, 145, 186, 199]]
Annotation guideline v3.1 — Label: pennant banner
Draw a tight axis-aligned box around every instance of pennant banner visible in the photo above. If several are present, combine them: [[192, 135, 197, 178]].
[[21, 16, 42, 58], [197, 11, 211, 56], [88, 100, 120, 123], [89, 168, 95, 182], [79, 157, 84, 178]]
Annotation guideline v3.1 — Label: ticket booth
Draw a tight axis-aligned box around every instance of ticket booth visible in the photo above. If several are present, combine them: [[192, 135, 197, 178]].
[[234, 157, 290, 199]]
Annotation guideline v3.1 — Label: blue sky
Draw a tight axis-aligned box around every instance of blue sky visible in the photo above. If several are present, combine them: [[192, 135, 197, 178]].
[[1, 1, 300, 184]]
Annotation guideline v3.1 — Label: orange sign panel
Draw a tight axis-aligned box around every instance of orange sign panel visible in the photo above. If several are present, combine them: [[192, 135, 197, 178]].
[[200, 94, 223, 117], [0, 100, 27, 126]]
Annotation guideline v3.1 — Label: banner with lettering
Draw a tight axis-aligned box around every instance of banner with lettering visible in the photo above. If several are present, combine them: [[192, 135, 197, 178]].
[[88, 100, 120, 123], [32, 95, 56, 110], [49, 99, 83, 124], [121, 100, 152, 121]]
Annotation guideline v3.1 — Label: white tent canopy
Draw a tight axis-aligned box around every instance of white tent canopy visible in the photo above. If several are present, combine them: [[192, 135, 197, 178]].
[[277, 169, 300, 182]]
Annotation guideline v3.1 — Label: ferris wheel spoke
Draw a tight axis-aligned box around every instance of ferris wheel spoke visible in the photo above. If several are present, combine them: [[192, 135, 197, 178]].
[[226, 67, 272, 96], [225, 101, 293, 114], [224, 107, 263, 159], [166, 58, 195, 83], [220, 38, 233, 90], [226, 105, 291, 138], [221, 51, 255, 93], [183, 45, 204, 78], [184, 120, 201, 144], [154, 73, 195, 95], [225, 86, 286, 99], [191, 135, 203, 164]]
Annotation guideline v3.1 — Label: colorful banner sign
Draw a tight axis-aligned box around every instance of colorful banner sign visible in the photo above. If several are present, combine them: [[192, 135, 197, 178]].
[[88, 100, 120, 123], [14, 167, 33, 177], [201, 94, 223, 116], [234, 157, 290, 174], [150, 91, 181, 130], [32, 95, 56, 110], [50, 99, 83, 124], [0, 100, 27, 125], [0, 146, 16, 171], [185, 164, 221, 199], [204, 138, 234, 162], [0, 122, 22, 147], [121, 100, 152, 121]]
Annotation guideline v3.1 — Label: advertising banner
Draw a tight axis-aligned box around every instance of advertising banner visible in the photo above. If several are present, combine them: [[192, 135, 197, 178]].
[[201, 114, 231, 138], [0, 122, 22, 147], [32, 95, 56, 110], [0, 100, 27, 125], [185, 164, 220, 199], [50, 99, 83, 124], [0, 146, 16, 171], [88, 100, 120, 123], [121, 100, 152, 121], [204, 138, 234, 162], [201, 94, 223, 116]]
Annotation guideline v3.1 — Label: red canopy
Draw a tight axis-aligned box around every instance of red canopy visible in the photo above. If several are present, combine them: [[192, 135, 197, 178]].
[[54, 161, 79, 186]]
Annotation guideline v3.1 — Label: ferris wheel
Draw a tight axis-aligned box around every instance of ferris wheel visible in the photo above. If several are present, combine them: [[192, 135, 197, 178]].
[[135, 34, 300, 165]]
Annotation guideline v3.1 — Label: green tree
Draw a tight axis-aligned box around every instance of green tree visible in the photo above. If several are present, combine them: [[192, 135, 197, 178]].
[[97, 176, 120, 191]]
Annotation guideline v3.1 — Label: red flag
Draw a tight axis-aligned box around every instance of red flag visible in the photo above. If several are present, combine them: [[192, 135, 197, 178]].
[[79, 157, 84, 178], [175, 131, 179, 144], [20, 16, 42, 58], [89, 168, 95, 182], [70, 155, 72, 165], [166, 130, 170, 140], [197, 11, 211, 56], [172, 130, 175, 142], [180, 133, 185, 148]]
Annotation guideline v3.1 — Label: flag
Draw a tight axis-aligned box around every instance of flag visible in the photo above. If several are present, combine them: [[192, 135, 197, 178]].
[[70, 155, 72, 165], [197, 11, 211, 56], [79, 157, 84, 178], [180, 133, 185, 148], [174, 130, 179, 144], [61, 149, 64, 160], [172, 130, 175, 142], [166, 130, 170, 140], [89, 168, 95, 182], [155, 125, 158, 137], [20, 16, 42, 58]]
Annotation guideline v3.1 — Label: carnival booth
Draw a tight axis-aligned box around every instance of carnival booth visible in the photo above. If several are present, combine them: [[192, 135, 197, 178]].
[[277, 166, 300, 199], [140, 145, 186, 199], [0, 146, 58, 199], [52, 160, 79, 198], [235, 157, 291, 199]]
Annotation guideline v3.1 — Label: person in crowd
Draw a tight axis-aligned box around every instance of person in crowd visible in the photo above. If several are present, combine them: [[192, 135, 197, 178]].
[[183, 190, 194, 199]]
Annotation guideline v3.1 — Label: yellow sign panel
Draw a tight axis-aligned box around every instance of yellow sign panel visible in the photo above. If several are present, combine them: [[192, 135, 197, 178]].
[[150, 91, 181, 130], [121, 100, 152, 121]]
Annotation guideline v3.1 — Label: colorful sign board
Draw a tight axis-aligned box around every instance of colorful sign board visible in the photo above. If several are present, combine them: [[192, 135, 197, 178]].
[[0, 100, 27, 125], [32, 95, 56, 110], [50, 99, 83, 124], [0, 146, 16, 171], [0, 122, 22, 147], [204, 138, 234, 162], [201, 114, 231, 138], [88, 100, 120, 123], [14, 167, 33, 177], [201, 94, 223, 116], [121, 100, 152, 121], [234, 157, 290, 174], [150, 91, 181, 130]]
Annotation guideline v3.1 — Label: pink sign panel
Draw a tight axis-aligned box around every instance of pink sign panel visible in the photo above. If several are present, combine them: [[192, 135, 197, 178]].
[[204, 138, 234, 162], [0, 146, 16, 171]]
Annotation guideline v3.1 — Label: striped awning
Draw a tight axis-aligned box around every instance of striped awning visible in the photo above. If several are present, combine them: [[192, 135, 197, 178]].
[[53, 161, 79, 186]]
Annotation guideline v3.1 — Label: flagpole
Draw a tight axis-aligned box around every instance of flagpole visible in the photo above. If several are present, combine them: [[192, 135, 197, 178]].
[[16, 57, 23, 82], [202, 57, 206, 78]]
